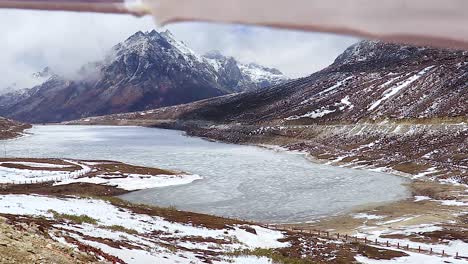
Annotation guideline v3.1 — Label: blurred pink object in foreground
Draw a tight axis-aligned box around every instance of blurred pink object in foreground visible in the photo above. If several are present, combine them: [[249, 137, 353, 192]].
[[0, 0, 467, 50]]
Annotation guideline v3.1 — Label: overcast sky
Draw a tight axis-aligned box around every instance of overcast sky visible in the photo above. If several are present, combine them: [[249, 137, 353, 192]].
[[0, 9, 357, 89]]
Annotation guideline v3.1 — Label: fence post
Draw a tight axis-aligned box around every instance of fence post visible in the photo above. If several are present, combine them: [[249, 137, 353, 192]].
[[345, 234, 348, 240], [418, 246, 421, 252], [375, 238, 378, 245], [326, 232, 329, 238], [397, 242, 399, 249], [456, 252, 459, 259], [406, 244, 409, 250], [430, 248, 432, 255], [442, 250, 444, 257], [386, 241, 389, 247], [337, 233, 340, 239]]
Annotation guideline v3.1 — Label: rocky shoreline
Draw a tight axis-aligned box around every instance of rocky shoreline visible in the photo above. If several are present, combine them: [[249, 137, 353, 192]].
[[147, 119, 467, 184]]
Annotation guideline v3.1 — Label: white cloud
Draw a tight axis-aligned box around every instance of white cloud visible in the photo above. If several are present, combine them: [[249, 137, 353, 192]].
[[0, 9, 357, 88]]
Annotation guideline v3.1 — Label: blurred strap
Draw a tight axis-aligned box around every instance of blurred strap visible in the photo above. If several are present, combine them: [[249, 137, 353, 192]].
[[144, 0, 468, 50], [1, 0, 468, 50], [0, 0, 144, 15]]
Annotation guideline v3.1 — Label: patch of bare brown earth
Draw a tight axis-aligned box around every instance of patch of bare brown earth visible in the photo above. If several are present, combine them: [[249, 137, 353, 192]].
[[0, 117, 31, 140], [0, 216, 100, 264]]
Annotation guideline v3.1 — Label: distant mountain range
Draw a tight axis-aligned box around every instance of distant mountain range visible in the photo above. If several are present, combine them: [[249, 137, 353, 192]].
[[92, 40, 466, 124], [0, 30, 287, 123]]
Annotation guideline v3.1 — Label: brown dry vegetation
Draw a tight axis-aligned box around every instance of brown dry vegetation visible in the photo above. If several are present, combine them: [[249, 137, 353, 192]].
[[0, 216, 101, 264], [91, 161, 175, 176], [0, 118, 31, 140]]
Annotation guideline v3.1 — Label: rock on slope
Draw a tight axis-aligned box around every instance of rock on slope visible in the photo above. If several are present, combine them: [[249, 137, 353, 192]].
[[0, 30, 287, 123]]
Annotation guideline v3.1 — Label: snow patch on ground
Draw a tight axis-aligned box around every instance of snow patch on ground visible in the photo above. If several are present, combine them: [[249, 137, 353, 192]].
[[355, 223, 467, 258], [286, 108, 336, 120], [340, 96, 354, 109], [318, 76, 353, 96], [356, 251, 466, 264], [215, 256, 273, 264], [353, 213, 384, 220], [54, 173, 202, 191], [0, 194, 288, 263], [368, 66, 434, 111], [0, 160, 90, 184], [414, 196, 431, 202], [437, 199, 468, 207], [413, 167, 437, 179]]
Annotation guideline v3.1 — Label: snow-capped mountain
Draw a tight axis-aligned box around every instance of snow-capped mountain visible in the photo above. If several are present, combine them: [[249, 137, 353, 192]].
[[203, 50, 286, 91], [205, 40, 466, 123], [0, 67, 52, 96], [0, 30, 287, 123], [94, 40, 467, 124]]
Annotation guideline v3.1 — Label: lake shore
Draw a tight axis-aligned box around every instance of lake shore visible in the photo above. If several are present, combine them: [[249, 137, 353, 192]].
[[255, 143, 467, 261]]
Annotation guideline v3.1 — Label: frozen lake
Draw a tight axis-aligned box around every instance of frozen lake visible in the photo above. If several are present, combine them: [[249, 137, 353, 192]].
[[5, 125, 409, 223]]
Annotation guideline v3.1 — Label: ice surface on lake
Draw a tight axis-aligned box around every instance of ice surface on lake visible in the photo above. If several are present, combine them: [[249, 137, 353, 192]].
[[6, 125, 409, 223]]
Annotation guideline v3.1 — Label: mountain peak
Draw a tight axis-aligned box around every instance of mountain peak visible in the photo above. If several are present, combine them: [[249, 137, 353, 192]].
[[333, 40, 425, 66], [204, 50, 225, 60], [32, 67, 53, 78], [0, 30, 289, 122], [127, 30, 146, 40], [160, 29, 174, 38], [148, 29, 159, 36]]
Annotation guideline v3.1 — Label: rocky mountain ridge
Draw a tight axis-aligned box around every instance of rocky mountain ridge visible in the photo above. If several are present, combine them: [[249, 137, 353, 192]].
[[0, 30, 287, 123]]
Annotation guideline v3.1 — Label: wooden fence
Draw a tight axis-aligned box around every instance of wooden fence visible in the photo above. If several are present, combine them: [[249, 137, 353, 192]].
[[261, 225, 468, 260], [0, 170, 87, 188], [263, 224, 466, 260]]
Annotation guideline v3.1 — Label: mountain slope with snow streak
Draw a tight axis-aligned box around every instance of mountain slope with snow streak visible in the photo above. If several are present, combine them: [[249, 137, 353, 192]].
[[181, 41, 467, 123]]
